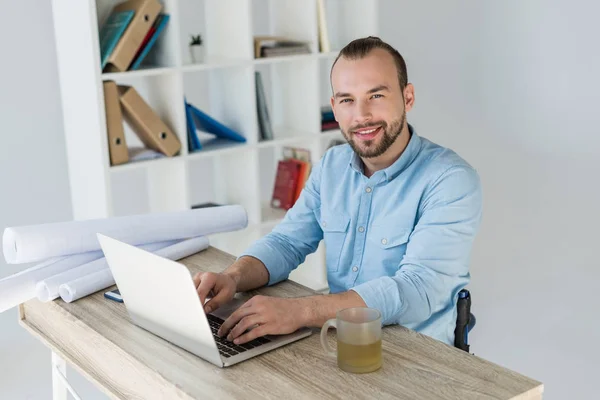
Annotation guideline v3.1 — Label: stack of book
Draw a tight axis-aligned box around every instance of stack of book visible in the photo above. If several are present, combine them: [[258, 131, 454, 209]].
[[321, 105, 339, 131], [103, 81, 181, 166], [253, 36, 311, 58], [270, 147, 312, 211], [99, 0, 170, 72]]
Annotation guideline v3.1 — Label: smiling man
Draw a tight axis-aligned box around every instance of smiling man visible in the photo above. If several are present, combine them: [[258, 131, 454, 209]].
[[193, 36, 483, 347]]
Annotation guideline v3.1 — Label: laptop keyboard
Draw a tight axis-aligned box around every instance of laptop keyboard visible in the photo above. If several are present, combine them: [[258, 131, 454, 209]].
[[206, 314, 271, 358]]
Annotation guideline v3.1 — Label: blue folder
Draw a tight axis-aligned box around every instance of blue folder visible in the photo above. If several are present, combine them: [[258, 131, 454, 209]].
[[187, 102, 247, 145], [185, 100, 202, 151]]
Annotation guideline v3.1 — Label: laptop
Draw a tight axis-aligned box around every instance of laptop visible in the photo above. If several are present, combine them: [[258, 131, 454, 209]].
[[96, 233, 312, 368]]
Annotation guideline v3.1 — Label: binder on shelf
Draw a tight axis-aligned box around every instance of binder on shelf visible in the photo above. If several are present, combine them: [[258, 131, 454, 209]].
[[185, 100, 246, 152], [98, 10, 134, 69], [271, 147, 313, 210], [129, 13, 170, 71], [184, 99, 202, 151], [271, 159, 302, 210], [102, 81, 129, 166], [118, 85, 181, 157], [255, 71, 273, 141], [103, 0, 163, 73]]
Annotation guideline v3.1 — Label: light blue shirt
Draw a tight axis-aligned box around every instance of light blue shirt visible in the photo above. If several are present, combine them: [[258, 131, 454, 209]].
[[241, 125, 483, 346]]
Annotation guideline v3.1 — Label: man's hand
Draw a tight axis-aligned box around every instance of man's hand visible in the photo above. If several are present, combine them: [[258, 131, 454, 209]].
[[193, 271, 237, 314], [217, 295, 309, 345]]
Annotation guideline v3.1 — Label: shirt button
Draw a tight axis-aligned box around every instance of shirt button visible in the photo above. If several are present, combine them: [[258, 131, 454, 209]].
[[352, 266, 358, 272], [358, 226, 365, 233], [365, 187, 372, 193], [322, 221, 327, 227], [381, 238, 388, 245]]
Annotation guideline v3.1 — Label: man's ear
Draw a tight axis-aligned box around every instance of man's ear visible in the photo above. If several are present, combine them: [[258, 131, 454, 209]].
[[404, 83, 415, 112], [330, 96, 338, 121]]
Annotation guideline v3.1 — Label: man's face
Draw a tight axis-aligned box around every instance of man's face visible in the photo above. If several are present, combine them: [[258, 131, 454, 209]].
[[330, 49, 408, 159]]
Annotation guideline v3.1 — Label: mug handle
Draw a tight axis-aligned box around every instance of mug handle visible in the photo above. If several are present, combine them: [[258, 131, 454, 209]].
[[320, 318, 337, 357]]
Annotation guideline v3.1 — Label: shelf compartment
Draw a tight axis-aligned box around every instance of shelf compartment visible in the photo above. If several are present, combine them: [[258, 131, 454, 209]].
[[103, 72, 187, 169], [187, 157, 220, 210], [96, 0, 181, 72], [213, 150, 261, 227], [179, 0, 253, 67], [183, 65, 258, 152], [109, 157, 188, 215], [252, 0, 318, 55], [254, 59, 320, 139]]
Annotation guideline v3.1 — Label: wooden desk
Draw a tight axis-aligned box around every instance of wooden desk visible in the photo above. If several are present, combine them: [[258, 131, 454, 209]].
[[19, 247, 543, 399]]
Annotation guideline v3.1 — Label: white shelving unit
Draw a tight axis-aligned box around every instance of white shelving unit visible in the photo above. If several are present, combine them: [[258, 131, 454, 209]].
[[51, 0, 378, 292]]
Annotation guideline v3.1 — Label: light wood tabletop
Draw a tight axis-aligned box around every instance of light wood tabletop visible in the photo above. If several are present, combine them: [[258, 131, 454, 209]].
[[19, 246, 543, 400]]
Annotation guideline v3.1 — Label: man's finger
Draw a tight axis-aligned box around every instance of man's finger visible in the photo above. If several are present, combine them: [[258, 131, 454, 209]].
[[192, 272, 204, 287], [233, 324, 269, 345], [196, 273, 216, 305], [218, 305, 256, 337], [227, 315, 263, 341], [203, 288, 231, 314]]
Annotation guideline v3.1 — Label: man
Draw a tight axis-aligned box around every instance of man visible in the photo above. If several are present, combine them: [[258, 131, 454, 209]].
[[194, 36, 483, 347]]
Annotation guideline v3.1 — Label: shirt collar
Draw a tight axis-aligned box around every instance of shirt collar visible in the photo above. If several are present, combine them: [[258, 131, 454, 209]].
[[349, 123, 422, 181]]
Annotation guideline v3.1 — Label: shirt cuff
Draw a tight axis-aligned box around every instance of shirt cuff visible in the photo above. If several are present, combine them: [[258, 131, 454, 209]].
[[350, 277, 403, 325], [238, 238, 290, 286]]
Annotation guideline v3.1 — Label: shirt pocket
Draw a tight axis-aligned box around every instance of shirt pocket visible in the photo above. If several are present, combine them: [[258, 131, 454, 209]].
[[315, 207, 350, 272], [368, 225, 412, 271]]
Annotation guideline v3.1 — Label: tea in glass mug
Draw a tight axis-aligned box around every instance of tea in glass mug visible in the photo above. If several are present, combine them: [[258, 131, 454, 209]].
[[320, 307, 382, 373]]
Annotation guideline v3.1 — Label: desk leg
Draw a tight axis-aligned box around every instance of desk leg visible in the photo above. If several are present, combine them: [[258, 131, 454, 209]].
[[52, 352, 67, 400]]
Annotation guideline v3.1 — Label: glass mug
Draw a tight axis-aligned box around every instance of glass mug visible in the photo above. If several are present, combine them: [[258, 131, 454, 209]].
[[320, 307, 382, 373]]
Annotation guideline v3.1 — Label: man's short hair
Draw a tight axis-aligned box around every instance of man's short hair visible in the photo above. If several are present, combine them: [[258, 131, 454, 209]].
[[331, 36, 408, 92]]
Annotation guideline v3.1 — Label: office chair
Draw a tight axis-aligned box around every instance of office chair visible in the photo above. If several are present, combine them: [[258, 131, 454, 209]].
[[454, 288, 476, 352]]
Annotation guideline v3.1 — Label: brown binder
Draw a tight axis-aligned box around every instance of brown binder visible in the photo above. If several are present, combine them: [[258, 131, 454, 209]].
[[118, 85, 181, 157], [103, 80, 129, 166], [104, 0, 162, 72]]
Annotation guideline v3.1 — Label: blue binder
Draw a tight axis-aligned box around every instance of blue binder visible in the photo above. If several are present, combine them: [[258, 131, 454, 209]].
[[185, 101, 247, 151]]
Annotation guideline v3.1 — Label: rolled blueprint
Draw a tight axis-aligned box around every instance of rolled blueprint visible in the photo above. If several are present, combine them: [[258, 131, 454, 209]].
[[0, 250, 104, 313], [3, 205, 246, 264], [58, 236, 210, 303], [35, 239, 179, 303]]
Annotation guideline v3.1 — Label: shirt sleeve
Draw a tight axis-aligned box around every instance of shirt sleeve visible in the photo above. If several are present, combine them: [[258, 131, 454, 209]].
[[351, 165, 483, 325], [239, 158, 324, 286]]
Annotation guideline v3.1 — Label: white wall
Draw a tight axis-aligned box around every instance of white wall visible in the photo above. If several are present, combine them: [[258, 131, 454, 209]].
[[379, 0, 600, 399], [1, 1, 598, 399], [0, 1, 104, 399]]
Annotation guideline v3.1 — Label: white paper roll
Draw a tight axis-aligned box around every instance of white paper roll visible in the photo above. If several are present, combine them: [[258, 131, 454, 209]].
[[3, 205, 246, 264], [35, 240, 179, 303], [59, 268, 114, 304], [58, 236, 210, 303], [0, 251, 104, 313]]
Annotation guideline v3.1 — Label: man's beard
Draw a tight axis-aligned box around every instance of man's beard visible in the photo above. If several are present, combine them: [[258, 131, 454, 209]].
[[342, 111, 406, 159]]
